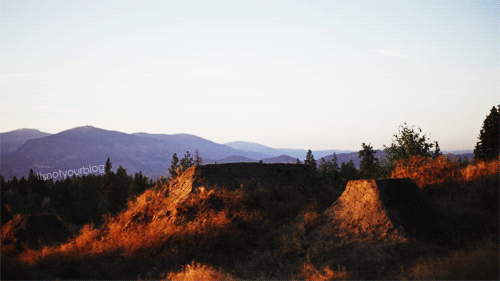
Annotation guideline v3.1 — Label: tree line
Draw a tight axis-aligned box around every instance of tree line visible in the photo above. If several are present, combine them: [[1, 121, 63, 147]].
[[1, 159, 153, 226], [302, 105, 498, 189]]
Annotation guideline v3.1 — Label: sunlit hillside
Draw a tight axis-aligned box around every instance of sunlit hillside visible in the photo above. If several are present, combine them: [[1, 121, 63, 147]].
[[2, 157, 498, 280]]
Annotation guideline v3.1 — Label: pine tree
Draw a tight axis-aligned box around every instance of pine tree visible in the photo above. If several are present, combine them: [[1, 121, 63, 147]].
[[340, 160, 358, 187], [318, 156, 340, 188], [111, 165, 130, 214], [304, 150, 317, 170], [168, 153, 179, 179], [194, 149, 203, 166], [128, 172, 150, 199], [100, 157, 114, 215], [474, 105, 500, 161], [105, 157, 112, 173], [317, 158, 330, 178], [359, 143, 378, 179], [179, 151, 194, 173]]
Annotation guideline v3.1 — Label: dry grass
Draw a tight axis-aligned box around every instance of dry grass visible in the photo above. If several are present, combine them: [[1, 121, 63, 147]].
[[10, 189, 249, 279], [299, 262, 350, 281], [391, 155, 499, 189], [164, 261, 237, 281], [8, 185, 312, 279], [391, 155, 459, 188], [461, 159, 499, 181], [2, 159, 499, 280]]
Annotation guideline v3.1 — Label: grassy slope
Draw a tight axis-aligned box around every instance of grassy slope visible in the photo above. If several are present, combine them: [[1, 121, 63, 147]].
[[1, 158, 498, 280]]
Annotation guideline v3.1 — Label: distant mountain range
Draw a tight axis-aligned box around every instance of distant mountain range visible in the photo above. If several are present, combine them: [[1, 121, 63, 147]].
[[224, 141, 351, 160], [0, 129, 51, 155], [0, 126, 473, 180]]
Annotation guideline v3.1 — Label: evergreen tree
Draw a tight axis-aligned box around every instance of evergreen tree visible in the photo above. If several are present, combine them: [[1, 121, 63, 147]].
[[179, 151, 194, 173], [128, 172, 150, 198], [474, 105, 500, 161], [296, 158, 302, 164], [318, 155, 340, 188], [359, 143, 378, 179], [433, 141, 442, 158], [304, 150, 317, 170], [330, 153, 341, 187], [168, 153, 180, 179], [340, 160, 358, 187], [317, 158, 330, 178], [113, 166, 131, 212], [99, 158, 115, 215], [105, 157, 112, 173], [194, 149, 203, 166]]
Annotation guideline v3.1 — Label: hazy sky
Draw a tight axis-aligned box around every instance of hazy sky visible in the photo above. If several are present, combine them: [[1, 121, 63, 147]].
[[1, 1, 498, 150]]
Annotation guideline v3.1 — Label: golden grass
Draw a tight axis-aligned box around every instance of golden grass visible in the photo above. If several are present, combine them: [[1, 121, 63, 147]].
[[11, 188, 270, 279], [461, 159, 499, 181], [391, 156, 499, 188], [3, 158, 499, 279], [164, 261, 237, 281]]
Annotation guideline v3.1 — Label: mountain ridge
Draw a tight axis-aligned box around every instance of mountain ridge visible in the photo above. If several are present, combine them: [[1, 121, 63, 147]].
[[224, 140, 352, 160], [0, 126, 474, 179]]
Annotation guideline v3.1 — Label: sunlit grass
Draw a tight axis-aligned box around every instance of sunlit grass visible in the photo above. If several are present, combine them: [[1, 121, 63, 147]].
[[2, 158, 499, 279], [299, 262, 350, 281], [163, 261, 237, 281]]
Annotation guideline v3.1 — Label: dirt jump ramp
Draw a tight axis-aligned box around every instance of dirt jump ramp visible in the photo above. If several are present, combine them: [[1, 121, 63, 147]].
[[324, 178, 452, 244], [166, 163, 338, 210]]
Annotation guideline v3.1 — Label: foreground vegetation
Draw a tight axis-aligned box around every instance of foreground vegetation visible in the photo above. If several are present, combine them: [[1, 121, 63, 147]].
[[1, 156, 498, 280]]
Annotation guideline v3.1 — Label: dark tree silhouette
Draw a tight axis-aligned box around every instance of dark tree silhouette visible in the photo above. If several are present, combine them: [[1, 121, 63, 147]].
[[304, 150, 317, 170], [474, 105, 499, 161], [384, 123, 440, 169], [359, 143, 378, 179], [194, 149, 203, 166], [168, 153, 180, 179]]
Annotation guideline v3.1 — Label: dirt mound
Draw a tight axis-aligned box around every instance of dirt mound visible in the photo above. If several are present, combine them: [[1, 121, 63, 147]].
[[166, 163, 338, 213], [321, 178, 452, 244], [1, 214, 73, 252]]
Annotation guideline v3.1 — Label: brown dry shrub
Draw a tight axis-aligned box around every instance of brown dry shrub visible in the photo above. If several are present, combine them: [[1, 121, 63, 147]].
[[164, 261, 237, 281], [392, 156, 499, 189], [460, 159, 499, 182], [391, 156, 460, 188], [299, 262, 350, 281]]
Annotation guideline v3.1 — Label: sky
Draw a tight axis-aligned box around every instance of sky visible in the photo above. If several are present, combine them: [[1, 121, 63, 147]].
[[1, 0, 498, 151]]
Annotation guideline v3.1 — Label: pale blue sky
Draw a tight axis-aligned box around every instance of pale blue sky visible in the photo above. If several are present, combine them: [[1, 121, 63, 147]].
[[1, 1, 498, 150]]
